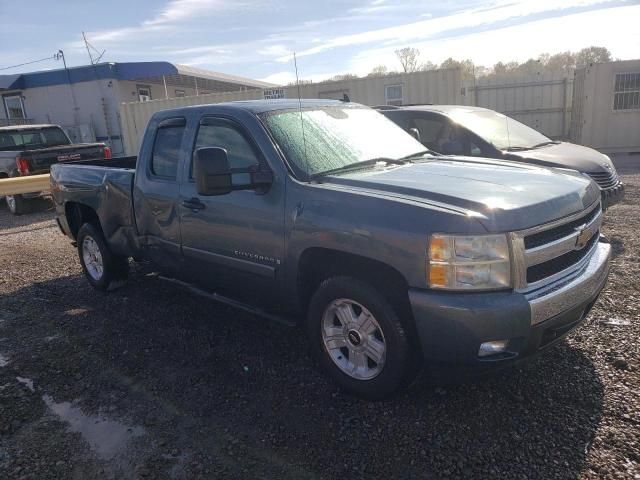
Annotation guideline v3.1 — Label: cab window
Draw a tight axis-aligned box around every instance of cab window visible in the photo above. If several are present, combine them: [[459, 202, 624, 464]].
[[192, 120, 261, 182], [151, 121, 186, 179]]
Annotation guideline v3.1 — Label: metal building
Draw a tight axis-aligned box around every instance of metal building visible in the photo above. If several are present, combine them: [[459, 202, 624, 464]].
[[0, 62, 274, 155], [571, 59, 640, 153], [119, 68, 465, 154]]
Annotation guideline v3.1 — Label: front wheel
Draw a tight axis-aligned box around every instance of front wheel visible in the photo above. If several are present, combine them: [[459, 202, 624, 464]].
[[77, 223, 129, 291], [307, 276, 417, 400], [6, 194, 30, 215]]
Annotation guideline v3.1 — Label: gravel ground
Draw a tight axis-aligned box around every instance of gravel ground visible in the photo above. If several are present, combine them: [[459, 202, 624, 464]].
[[0, 176, 638, 480]]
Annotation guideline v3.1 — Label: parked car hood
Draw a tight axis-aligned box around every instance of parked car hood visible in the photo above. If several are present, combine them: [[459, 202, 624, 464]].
[[504, 141, 614, 174], [321, 157, 600, 232]]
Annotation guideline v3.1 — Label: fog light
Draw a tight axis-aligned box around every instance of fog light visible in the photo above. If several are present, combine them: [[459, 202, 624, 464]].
[[478, 340, 509, 358]]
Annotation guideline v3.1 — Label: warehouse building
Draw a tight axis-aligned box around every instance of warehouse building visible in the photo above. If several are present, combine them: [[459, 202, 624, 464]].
[[0, 62, 274, 155]]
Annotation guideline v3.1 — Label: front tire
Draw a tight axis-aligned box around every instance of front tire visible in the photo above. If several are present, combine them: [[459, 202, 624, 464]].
[[77, 223, 129, 291], [6, 194, 30, 215], [307, 276, 417, 400]]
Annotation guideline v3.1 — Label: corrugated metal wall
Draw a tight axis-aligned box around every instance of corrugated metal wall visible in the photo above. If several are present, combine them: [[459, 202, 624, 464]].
[[120, 89, 264, 156], [464, 73, 573, 139], [569, 60, 640, 153], [119, 68, 464, 155]]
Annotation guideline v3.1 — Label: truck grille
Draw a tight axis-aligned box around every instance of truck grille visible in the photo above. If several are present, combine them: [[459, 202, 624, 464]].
[[526, 233, 599, 283], [511, 201, 602, 291], [586, 170, 619, 189], [524, 206, 600, 249]]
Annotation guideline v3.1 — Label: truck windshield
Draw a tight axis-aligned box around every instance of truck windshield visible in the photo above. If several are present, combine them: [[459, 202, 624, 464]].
[[0, 127, 71, 151], [262, 105, 425, 178], [448, 109, 551, 150]]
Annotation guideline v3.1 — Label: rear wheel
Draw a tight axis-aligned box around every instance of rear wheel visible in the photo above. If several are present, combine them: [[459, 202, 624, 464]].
[[307, 276, 417, 399], [77, 223, 129, 291], [6, 194, 30, 215]]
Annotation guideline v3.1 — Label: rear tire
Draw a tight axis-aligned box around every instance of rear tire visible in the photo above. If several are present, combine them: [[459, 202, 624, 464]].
[[77, 223, 129, 291], [6, 194, 30, 215], [307, 276, 417, 400]]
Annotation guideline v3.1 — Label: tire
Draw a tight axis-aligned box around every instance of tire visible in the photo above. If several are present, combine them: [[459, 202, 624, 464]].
[[6, 194, 30, 215], [307, 276, 417, 400], [77, 223, 129, 291]]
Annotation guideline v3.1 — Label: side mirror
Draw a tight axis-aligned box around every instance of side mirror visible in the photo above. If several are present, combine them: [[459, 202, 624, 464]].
[[408, 127, 421, 143], [194, 147, 232, 196], [440, 140, 465, 155]]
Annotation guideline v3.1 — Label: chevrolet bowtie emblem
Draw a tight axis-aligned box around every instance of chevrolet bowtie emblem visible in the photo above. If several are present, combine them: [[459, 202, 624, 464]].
[[575, 225, 591, 250]]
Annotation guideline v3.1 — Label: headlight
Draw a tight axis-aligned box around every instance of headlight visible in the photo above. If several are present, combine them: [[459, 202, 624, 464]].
[[428, 234, 511, 290]]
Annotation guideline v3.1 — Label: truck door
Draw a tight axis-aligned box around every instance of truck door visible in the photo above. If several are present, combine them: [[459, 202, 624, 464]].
[[178, 116, 285, 308], [133, 117, 187, 273]]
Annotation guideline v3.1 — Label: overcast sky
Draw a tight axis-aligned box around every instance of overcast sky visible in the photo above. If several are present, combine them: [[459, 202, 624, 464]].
[[0, 0, 638, 84]]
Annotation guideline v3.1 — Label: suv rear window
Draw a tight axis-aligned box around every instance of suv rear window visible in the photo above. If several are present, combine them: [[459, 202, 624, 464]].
[[0, 127, 70, 151]]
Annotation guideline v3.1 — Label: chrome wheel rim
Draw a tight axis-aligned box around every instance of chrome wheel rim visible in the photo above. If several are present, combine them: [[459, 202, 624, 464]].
[[82, 236, 104, 281], [6, 195, 15, 212], [321, 298, 386, 380]]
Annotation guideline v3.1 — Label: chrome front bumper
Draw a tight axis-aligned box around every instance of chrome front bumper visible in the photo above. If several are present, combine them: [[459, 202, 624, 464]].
[[525, 240, 611, 325]]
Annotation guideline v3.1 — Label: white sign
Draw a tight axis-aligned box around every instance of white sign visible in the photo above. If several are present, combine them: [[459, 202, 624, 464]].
[[263, 88, 286, 100]]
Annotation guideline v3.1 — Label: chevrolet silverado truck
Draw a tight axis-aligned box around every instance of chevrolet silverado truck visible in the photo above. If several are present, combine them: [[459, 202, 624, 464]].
[[376, 105, 624, 209], [0, 124, 111, 214], [50, 100, 611, 399]]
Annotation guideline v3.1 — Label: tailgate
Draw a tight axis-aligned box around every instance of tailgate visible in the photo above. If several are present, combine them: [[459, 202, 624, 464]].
[[26, 144, 106, 174]]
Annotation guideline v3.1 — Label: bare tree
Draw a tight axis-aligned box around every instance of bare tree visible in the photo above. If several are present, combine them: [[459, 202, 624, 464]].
[[440, 58, 476, 80], [368, 65, 388, 77], [330, 73, 359, 81], [575, 46, 612, 67], [420, 61, 437, 71], [395, 47, 420, 73]]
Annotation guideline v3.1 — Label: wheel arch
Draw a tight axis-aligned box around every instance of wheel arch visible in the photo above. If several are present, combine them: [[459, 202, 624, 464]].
[[65, 202, 103, 240], [296, 247, 422, 355]]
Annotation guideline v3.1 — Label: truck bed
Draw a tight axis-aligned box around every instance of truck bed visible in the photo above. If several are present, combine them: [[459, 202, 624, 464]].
[[50, 157, 139, 256]]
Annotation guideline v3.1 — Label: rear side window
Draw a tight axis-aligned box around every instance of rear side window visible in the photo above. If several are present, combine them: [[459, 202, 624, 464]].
[[151, 122, 185, 179], [412, 117, 446, 143]]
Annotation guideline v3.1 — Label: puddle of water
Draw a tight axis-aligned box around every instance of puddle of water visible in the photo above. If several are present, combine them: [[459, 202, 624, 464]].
[[42, 395, 145, 460], [16, 376, 34, 392], [0, 353, 9, 367]]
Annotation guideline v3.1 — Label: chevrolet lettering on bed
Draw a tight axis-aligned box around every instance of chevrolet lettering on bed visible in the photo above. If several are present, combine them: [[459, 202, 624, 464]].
[[50, 100, 611, 399]]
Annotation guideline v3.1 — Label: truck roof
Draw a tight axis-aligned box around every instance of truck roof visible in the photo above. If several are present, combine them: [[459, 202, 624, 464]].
[[0, 124, 60, 131], [156, 99, 352, 117]]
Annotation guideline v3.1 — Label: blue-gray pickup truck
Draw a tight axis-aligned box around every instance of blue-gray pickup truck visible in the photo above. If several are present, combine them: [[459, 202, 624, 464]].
[[50, 100, 611, 399]]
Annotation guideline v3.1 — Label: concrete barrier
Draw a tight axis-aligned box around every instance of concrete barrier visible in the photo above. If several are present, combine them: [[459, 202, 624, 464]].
[[0, 174, 51, 196]]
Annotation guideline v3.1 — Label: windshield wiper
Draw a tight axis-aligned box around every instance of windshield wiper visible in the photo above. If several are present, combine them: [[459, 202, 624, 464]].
[[505, 141, 560, 152], [310, 158, 406, 179], [531, 141, 560, 148]]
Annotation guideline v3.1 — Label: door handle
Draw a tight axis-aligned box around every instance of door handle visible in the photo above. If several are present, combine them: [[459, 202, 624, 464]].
[[182, 197, 206, 211]]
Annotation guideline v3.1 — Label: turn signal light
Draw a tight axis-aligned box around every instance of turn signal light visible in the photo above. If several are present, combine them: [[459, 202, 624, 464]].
[[103, 146, 112, 159]]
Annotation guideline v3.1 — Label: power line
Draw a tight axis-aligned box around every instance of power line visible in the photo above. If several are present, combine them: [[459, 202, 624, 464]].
[[0, 55, 56, 71]]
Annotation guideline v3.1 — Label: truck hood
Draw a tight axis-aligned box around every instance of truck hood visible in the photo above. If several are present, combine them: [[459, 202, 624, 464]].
[[503, 141, 614, 174], [322, 157, 600, 232]]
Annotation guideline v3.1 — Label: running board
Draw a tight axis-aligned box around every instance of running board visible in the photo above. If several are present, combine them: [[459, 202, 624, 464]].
[[157, 275, 297, 327]]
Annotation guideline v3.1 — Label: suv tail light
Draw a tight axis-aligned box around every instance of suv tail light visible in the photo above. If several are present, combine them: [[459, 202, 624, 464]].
[[16, 156, 29, 175], [103, 146, 112, 159]]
